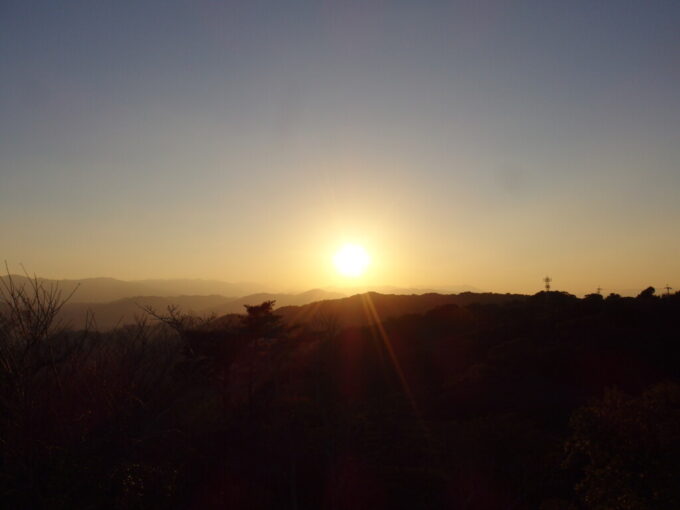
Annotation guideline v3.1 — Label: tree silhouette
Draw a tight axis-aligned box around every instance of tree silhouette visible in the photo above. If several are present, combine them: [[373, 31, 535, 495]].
[[637, 286, 656, 299]]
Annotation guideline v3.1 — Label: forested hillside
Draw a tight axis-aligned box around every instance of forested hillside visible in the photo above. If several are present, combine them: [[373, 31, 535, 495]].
[[1, 278, 679, 509]]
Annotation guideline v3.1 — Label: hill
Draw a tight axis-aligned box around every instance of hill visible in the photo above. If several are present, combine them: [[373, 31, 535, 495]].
[[56, 289, 346, 330], [275, 291, 526, 327], [2, 283, 680, 508], [0, 274, 265, 303]]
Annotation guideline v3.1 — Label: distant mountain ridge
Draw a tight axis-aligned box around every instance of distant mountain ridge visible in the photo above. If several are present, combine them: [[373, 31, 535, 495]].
[[0, 275, 266, 303], [0, 275, 479, 304], [54, 289, 346, 330], [1, 274, 506, 331], [52, 291, 522, 331]]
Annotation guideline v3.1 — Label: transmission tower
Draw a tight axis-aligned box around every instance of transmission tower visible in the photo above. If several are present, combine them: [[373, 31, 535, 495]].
[[543, 276, 552, 292]]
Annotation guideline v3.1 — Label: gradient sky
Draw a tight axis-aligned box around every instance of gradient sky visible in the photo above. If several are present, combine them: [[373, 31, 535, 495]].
[[1, 0, 679, 295]]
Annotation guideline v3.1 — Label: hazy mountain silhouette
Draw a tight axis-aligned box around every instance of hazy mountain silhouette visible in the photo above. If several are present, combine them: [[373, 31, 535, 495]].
[[2, 274, 499, 330], [56, 289, 346, 330], [207, 289, 346, 316], [58, 295, 233, 330], [132, 279, 268, 298], [1, 275, 479, 305], [53, 289, 505, 331], [0, 275, 266, 303]]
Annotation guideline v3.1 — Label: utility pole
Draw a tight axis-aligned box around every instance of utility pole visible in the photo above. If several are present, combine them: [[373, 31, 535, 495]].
[[665, 284, 673, 296], [544, 276, 552, 292], [596, 286, 603, 295]]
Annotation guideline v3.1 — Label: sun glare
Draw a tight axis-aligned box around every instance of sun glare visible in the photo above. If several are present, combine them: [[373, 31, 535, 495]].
[[333, 243, 371, 278]]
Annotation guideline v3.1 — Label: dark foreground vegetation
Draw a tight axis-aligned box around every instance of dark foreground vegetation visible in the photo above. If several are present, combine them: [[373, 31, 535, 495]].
[[1, 276, 680, 509]]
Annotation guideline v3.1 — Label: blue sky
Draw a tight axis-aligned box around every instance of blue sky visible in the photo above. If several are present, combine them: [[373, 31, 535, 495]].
[[1, 1, 679, 294]]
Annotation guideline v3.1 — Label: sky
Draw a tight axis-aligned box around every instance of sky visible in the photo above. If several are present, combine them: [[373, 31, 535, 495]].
[[1, 0, 679, 295]]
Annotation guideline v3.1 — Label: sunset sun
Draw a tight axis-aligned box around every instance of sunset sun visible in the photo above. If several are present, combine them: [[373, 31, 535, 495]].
[[333, 244, 371, 278]]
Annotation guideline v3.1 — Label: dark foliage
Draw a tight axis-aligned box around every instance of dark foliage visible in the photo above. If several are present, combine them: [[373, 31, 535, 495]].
[[2, 280, 680, 509]]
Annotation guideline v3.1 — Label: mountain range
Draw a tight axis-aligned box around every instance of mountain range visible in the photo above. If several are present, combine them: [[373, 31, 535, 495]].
[[53, 289, 345, 330], [1, 274, 495, 330], [0, 275, 267, 303], [276, 291, 525, 329]]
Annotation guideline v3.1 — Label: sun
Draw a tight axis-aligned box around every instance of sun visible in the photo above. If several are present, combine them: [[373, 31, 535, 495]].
[[333, 243, 371, 278]]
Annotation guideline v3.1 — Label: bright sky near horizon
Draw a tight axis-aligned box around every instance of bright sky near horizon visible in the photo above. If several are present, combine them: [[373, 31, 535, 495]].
[[1, 1, 679, 295]]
